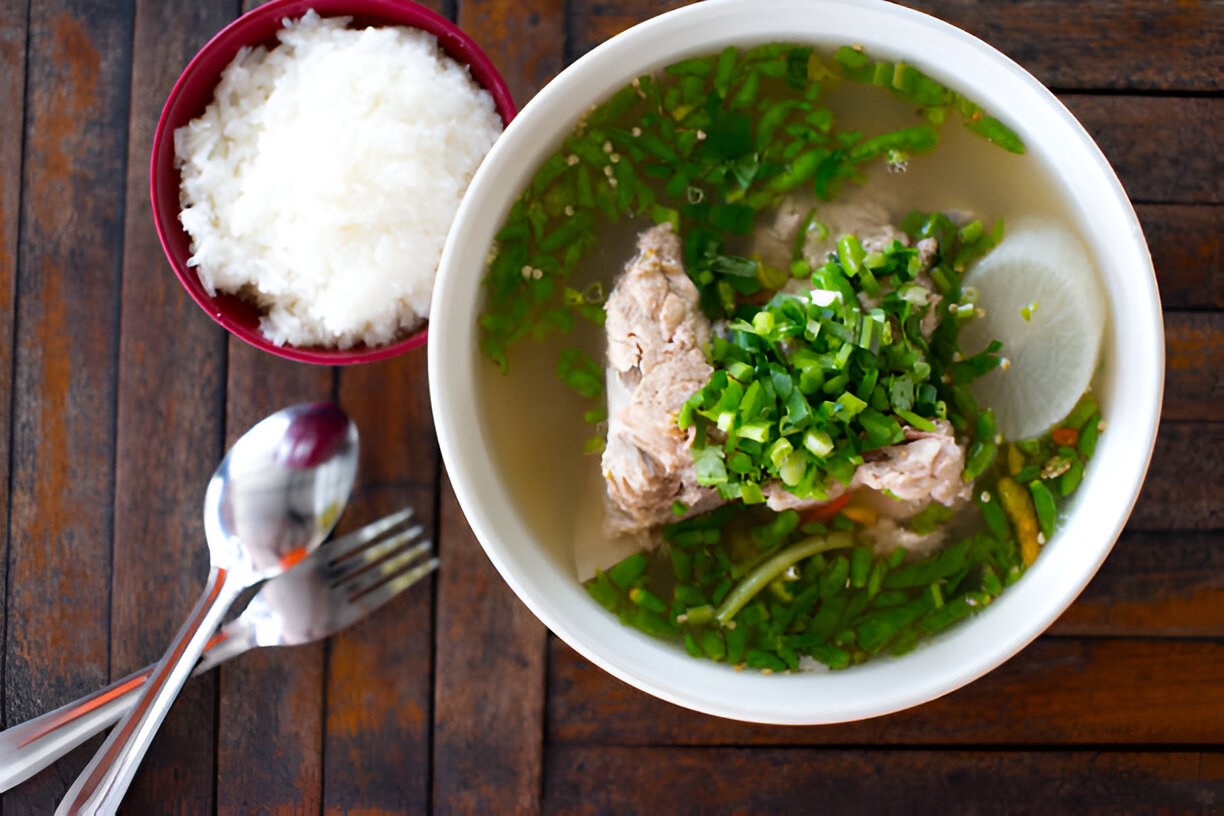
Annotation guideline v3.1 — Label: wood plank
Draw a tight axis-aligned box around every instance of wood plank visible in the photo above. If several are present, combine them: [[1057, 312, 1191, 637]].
[[323, 352, 437, 814], [216, 2, 439, 809], [547, 638, 1224, 746], [1, 0, 131, 810], [458, 0, 566, 105], [0, 0, 25, 735], [569, 0, 1223, 92], [1052, 530, 1223, 637], [902, 0, 1223, 93], [1131, 421, 1224, 531], [215, 346, 335, 816], [105, 0, 235, 810], [1141, 204, 1222, 311], [1164, 313, 1223, 423], [1205, 753, 1224, 787], [431, 2, 559, 813], [1063, 96, 1222, 206], [432, 472, 548, 816], [542, 747, 1220, 814], [567, 0, 698, 60]]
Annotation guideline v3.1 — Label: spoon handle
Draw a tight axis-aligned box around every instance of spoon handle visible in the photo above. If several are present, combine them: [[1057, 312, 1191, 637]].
[[56, 566, 243, 815]]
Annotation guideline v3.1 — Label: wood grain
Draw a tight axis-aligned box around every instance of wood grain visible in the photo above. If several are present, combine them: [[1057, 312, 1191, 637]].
[[0, 0, 25, 764], [1141, 204, 1222, 311], [542, 746, 1221, 814], [902, 0, 1224, 93], [2, 1, 131, 810], [432, 473, 548, 816], [569, 0, 1224, 92], [1131, 422, 1224, 531], [431, 3, 559, 813], [0, 0, 24, 658], [567, 0, 698, 60], [1164, 313, 1223, 422], [1063, 96, 1222, 206], [547, 638, 1224, 746], [323, 351, 437, 815], [459, 0, 566, 105], [1052, 530, 1223, 637], [215, 347, 334, 816], [107, 0, 236, 811]]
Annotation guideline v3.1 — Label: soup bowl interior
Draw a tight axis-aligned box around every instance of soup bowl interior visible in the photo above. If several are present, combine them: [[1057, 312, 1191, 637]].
[[151, 0, 516, 364], [429, 0, 1163, 723]]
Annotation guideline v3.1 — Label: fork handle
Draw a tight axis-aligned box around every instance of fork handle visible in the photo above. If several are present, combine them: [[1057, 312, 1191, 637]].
[[57, 566, 243, 815], [0, 668, 151, 793], [0, 624, 251, 794]]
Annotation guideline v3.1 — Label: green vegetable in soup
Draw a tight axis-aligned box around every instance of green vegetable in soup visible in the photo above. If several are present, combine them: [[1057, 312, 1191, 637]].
[[587, 501, 1022, 670], [831, 45, 1025, 155], [479, 43, 1025, 410], [478, 40, 1095, 673], [585, 396, 1101, 672]]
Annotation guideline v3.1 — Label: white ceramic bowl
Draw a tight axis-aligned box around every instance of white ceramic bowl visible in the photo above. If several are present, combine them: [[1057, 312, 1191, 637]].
[[429, 0, 1163, 723]]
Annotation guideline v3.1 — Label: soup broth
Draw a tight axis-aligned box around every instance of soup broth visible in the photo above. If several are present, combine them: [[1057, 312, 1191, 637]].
[[477, 43, 1104, 668]]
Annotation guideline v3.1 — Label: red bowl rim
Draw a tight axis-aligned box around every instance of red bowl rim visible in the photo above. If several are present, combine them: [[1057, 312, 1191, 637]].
[[150, 0, 517, 365]]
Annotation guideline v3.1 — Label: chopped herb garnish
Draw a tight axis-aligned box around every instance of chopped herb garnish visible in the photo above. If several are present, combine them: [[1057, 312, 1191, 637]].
[[679, 220, 999, 502], [479, 43, 1024, 419]]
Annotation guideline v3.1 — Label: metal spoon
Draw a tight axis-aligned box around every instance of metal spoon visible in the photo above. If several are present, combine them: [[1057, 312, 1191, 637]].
[[56, 402, 359, 815]]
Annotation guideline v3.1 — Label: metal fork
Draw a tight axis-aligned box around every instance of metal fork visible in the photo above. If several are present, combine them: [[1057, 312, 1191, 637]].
[[0, 507, 435, 793]]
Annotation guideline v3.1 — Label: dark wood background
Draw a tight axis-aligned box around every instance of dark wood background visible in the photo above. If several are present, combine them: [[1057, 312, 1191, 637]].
[[0, 0, 1219, 813]]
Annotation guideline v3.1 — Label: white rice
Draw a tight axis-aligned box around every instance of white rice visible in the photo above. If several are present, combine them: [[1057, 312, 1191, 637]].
[[175, 11, 503, 349]]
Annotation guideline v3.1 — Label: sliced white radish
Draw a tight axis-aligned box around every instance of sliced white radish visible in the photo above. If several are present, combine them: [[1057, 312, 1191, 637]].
[[958, 219, 1107, 441]]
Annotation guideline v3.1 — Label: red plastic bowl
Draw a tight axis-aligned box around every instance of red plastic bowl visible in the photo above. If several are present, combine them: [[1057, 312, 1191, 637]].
[[151, 0, 516, 365]]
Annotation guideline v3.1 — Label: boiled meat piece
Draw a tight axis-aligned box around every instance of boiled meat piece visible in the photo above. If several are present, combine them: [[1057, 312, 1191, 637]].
[[751, 197, 901, 273], [762, 480, 848, 511], [860, 517, 948, 559], [753, 197, 945, 339], [601, 224, 722, 540], [763, 421, 969, 515], [852, 421, 970, 507], [600, 224, 969, 542]]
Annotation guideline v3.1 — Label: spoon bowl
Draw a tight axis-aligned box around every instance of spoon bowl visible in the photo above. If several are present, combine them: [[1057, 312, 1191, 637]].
[[204, 404, 359, 574], [58, 403, 358, 813]]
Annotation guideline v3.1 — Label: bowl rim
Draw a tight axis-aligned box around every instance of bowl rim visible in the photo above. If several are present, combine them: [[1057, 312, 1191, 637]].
[[430, 0, 1165, 723], [150, 0, 516, 365]]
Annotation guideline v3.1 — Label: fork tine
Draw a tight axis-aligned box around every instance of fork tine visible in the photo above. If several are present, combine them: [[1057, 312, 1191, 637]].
[[334, 538, 433, 598], [329, 554, 439, 631], [326, 523, 426, 582], [324, 507, 416, 562]]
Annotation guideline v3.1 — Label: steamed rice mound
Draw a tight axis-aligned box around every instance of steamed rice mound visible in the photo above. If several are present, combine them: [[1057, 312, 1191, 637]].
[[175, 12, 503, 349]]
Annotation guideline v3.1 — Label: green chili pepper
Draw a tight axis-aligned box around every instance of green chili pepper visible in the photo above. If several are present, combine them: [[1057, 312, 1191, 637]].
[[977, 489, 1011, 540], [963, 440, 998, 482], [1059, 459, 1084, 496], [1079, 414, 1101, 458], [963, 114, 1025, 155], [607, 553, 648, 589], [1028, 480, 1057, 541]]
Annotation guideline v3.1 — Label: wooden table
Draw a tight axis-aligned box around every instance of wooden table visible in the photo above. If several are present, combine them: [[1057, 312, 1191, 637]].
[[0, 0, 1219, 812]]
